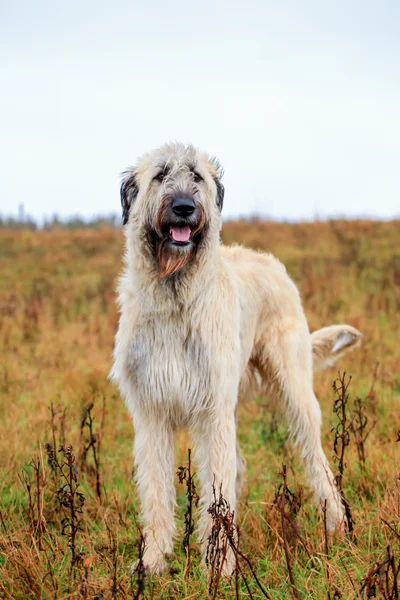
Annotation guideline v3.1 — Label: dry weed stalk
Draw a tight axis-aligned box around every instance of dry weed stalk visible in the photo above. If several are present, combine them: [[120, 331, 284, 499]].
[[79, 402, 102, 503], [381, 519, 400, 544], [205, 483, 233, 596], [332, 371, 354, 534], [350, 369, 379, 475], [48, 401, 67, 494], [132, 517, 147, 600], [45, 443, 85, 569], [359, 546, 400, 599], [18, 455, 47, 550], [176, 448, 199, 579], [104, 519, 121, 600], [322, 499, 331, 598], [274, 465, 302, 600], [351, 395, 378, 474], [206, 482, 271, 599]]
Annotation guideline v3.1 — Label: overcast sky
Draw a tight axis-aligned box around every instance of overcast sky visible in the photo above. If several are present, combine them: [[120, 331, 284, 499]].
[[1, 0, 399, 222]]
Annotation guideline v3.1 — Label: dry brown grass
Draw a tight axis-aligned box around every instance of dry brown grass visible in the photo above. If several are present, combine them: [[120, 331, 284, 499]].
[[1, 220, 400, 598]]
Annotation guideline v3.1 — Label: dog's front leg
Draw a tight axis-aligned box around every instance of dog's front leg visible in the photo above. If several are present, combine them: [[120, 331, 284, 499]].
[[191, 410, 238, 575], [132, 410, 176, 575]]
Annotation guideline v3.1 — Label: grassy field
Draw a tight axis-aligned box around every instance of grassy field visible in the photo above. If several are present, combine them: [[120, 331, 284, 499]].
[[0, 220, 400, 599]]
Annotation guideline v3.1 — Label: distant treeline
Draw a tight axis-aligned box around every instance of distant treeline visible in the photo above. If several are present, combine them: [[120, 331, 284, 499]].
[[0, 213, 121, 230], [2, 212, 399, 230]]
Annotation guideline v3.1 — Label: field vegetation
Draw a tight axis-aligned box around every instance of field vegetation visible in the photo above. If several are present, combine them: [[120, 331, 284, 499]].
[[0, 219, 400, 599]]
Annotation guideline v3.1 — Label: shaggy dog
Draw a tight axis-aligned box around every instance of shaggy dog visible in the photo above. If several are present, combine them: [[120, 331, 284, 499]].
[[110, 143, 361, 575]]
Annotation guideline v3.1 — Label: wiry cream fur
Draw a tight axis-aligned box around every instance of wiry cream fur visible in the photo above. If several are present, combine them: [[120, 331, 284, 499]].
[[110, 142, 362, 575]]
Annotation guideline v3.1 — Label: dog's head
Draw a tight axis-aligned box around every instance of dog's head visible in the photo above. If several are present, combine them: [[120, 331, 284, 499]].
[[120, 143, 224, 278]]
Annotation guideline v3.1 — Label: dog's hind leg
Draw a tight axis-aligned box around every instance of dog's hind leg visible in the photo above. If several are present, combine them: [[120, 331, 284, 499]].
[[258, 319, 345, 532], [132, 410, 176, 575]]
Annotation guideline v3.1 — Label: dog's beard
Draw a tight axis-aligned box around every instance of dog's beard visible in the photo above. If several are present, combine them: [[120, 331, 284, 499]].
[[157, 243, 195, 278]]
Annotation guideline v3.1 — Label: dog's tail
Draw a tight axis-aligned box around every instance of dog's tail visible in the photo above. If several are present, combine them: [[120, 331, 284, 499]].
[[311, 324, 362, 371]]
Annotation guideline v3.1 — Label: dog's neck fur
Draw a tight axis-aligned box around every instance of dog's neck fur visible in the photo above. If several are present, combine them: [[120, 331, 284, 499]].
[[125, 228, 221, 309]]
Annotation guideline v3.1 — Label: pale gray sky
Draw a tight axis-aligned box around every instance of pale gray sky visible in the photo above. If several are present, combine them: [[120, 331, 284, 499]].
[[1, 0, 399, 221]]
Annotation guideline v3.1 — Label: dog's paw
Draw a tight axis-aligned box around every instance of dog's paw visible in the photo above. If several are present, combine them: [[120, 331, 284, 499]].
[[131, 548, 168, 576], [203, 546, 237, 579], [324, 493, 346, 534]]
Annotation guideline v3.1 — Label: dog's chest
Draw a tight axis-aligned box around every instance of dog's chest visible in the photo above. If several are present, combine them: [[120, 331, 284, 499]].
[[127, 315, 213, 414]]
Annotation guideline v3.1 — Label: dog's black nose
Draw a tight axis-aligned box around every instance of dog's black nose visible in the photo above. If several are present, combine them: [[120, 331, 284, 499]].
[[171, 197, 195, 217]]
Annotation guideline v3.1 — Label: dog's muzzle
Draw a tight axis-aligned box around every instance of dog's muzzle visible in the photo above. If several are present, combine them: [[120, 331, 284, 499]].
[[169, 196, 197, 245]]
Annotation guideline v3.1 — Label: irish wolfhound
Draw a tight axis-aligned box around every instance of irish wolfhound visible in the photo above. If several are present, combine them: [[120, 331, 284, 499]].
[[110, 142, 361, 575]]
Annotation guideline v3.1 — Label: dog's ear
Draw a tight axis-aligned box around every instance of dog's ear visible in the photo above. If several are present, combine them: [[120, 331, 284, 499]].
[[209, 156, 224, 212], [120, 171, 139, 225], [214, 177, 225, 212]]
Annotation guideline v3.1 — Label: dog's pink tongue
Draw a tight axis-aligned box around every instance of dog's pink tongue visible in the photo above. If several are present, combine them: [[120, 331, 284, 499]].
[[170, 226, 191, 242]]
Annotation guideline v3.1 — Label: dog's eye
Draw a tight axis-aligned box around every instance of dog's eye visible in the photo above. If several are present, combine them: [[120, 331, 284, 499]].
[[193, 172, 202, 183], [155, 171, 166, 182]]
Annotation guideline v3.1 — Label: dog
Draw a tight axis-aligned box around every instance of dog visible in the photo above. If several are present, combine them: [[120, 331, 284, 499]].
[[110, 142, 362, 575]]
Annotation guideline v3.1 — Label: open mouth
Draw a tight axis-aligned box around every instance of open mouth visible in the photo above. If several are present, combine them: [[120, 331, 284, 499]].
[[169, 225, 192, 245]]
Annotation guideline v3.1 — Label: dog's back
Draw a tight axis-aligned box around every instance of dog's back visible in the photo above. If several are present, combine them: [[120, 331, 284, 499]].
[[221, 244, 362, 400]]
